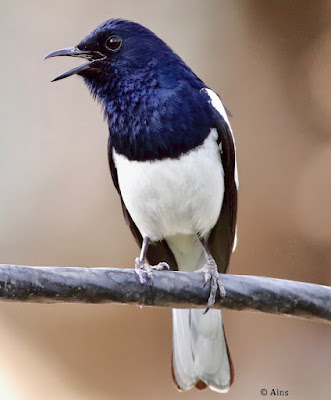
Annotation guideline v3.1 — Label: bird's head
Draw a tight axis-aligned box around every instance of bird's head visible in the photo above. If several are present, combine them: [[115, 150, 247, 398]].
[[44, 19, 179, 89], [44, 19, 206, 161]]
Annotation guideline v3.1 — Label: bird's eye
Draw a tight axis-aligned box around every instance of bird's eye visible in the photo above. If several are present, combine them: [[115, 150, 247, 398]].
[[105, 35, 122, 52]]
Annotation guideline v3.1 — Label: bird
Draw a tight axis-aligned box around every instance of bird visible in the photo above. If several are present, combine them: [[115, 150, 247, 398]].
[[44, 18, 238, 393]]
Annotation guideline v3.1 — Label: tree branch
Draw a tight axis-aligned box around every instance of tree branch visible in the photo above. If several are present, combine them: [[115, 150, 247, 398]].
[[0, 264, 329, 322]]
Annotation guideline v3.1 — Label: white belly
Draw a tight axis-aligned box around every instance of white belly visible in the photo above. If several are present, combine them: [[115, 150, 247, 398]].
[[113, 129, 224, 242]]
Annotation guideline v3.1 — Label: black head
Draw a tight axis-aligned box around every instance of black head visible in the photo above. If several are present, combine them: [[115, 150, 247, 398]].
[[44, 19, 210, 162], [44, 19, 175, 82]]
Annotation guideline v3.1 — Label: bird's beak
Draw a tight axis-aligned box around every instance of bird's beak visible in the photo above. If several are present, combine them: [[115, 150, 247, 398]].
[[44, 47, 105, 82]]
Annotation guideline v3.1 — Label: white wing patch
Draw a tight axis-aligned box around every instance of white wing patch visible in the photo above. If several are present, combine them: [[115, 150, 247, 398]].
[[232, 226, 238, 252], [204, 88, 238, 252], [204, 88, 239, 189]]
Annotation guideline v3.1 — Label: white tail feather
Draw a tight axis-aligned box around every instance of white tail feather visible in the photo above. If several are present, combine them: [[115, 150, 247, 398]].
[[172, 308, 231, 392], [167, 234, 232, 392]]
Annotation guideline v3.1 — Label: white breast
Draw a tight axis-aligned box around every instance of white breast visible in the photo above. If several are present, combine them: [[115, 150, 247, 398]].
[[113, 128, 224, 242]]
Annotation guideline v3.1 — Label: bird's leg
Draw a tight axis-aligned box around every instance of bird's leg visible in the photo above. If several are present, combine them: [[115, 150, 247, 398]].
[[195, 237, 226, 313], [135, 237, 170, 284]]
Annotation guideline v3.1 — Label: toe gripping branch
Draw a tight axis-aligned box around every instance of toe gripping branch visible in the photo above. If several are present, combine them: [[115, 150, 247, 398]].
[[135, 258, 170, 284], [134, 236, 169, 284], [135, 236, 225, 310], [198, 237, 226, 313], [195, 261, 226, 313]]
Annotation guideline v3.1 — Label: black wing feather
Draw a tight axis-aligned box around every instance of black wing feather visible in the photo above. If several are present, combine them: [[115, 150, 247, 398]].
[[206, 95, 238, 273]]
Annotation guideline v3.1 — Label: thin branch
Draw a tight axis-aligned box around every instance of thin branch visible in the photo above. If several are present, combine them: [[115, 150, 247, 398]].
[[0, 264, 330, 323]]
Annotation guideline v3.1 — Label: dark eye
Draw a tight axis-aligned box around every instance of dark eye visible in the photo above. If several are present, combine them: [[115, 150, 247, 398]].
[[105, 35, 122, 52]]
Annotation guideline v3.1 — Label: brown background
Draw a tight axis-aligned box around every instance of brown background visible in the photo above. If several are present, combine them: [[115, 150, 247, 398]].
[[0, 0, 330, 399]]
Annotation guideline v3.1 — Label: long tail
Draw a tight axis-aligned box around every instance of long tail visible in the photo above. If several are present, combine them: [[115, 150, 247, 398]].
[[167, 235, 234, 393], [172, 308, 233, 392]]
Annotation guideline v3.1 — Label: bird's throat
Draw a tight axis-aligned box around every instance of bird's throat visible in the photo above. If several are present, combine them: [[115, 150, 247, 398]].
[[84, 69, 213, 162]]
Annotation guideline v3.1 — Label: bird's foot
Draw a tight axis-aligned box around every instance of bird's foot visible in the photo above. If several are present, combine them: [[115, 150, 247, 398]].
[[135, 258, 170, 284], [195, 261, 226, 313]]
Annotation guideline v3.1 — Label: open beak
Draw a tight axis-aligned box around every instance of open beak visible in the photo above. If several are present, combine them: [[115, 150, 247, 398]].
[[44, 47, 105, 82]]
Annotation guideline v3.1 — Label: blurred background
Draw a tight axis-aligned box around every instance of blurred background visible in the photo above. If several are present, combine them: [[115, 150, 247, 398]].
[[0, 0, 330, 399]]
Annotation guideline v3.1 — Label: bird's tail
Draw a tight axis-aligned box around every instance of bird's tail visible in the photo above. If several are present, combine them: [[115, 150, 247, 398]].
[[172, 308, 233, 392], [166, 234, 234, 392]]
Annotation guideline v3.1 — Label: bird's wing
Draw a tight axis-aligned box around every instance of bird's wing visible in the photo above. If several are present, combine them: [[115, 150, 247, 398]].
[[202, 88, 238, 274], [107, 137, 178, 270]]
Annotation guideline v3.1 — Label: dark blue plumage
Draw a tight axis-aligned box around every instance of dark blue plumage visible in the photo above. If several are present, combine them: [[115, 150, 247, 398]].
[[44, 19, 238, 393], [78, 19, 215, 160]]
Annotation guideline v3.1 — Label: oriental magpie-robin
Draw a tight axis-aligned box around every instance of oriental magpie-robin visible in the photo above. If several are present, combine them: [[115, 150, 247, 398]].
[[44, 19, 238, 393]]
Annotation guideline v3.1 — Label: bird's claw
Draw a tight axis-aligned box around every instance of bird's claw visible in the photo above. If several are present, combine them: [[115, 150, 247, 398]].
[[135, 258, 170, 284], [195, 261, 226, 313]]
